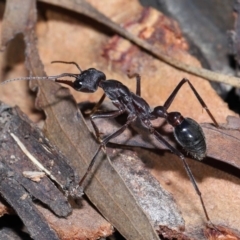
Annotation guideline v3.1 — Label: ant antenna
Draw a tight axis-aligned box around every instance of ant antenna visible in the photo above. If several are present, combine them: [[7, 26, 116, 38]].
[[0, 61, 83, 86], [51, 61, 82, 72], [0, 75, 58, 85], [0, 73, 79, 86]]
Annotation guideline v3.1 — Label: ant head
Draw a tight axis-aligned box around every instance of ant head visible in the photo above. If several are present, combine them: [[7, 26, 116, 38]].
[[0, 62, 107, 94], [73, 68, 106, 93]]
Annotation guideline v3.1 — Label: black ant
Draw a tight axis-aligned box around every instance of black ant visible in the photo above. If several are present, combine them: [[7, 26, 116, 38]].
[[1, 61, 219, 224]]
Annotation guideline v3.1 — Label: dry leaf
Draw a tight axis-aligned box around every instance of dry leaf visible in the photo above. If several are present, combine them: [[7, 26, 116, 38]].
[[1, 0, 240, 239]]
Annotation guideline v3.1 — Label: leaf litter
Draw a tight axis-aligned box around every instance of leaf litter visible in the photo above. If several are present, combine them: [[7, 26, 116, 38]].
[[1, 0, 240, 239]]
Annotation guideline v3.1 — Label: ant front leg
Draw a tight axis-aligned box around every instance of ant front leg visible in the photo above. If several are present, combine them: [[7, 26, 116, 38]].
[[79, 110, 136, 186], [151, 128, 211, 223], [164, 78, 219, 127], [85, 93, 106, 116]]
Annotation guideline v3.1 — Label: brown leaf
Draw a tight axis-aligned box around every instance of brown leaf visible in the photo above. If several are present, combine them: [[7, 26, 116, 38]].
[[0, 164, 60, 240]]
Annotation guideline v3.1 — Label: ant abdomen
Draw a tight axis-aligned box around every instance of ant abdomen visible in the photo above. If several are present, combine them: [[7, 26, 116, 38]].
[[173, 118, 206, 160]]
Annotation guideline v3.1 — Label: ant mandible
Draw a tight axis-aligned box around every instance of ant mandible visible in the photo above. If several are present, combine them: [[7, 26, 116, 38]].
[[1, 60, 219, 224]]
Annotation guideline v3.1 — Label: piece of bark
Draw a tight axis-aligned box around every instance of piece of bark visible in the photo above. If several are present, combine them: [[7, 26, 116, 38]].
[[0, 103, 70, 239], [0, 104, 74, 217], [0, 161, 60, 240], [0, 227, 31, 240], [0, 102, 113, 239]]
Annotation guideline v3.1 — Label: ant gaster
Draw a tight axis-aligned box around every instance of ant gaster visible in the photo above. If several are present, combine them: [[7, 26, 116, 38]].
[[1, 61, 219, 223]]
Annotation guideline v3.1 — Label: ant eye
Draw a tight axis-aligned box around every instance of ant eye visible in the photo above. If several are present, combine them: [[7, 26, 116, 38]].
[[73, 80, 83, 90]]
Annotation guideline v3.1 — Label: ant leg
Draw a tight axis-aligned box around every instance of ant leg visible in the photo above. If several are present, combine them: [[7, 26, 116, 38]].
[[79, 114, 136, 186], [163, 78, 219, 127], [128, 73, 141, 96], [90, 109, 125, 141], [152, 128, 211, 222], [85, 94, 106, 116]]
